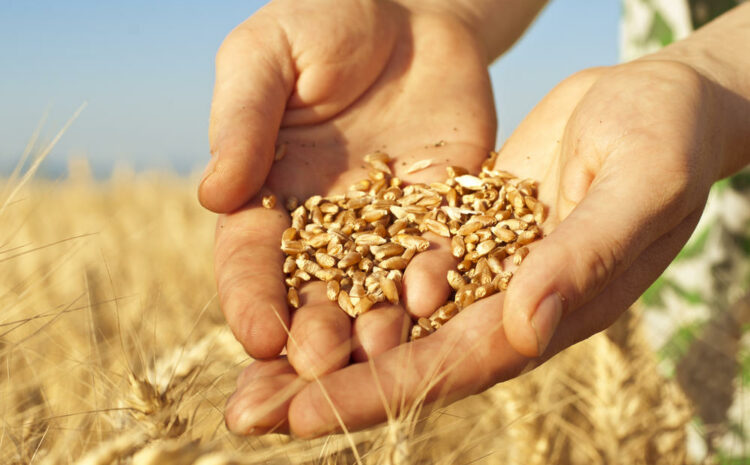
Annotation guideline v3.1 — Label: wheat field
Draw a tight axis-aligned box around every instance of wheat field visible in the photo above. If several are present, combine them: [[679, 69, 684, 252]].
[[0, 152, 698, 464]]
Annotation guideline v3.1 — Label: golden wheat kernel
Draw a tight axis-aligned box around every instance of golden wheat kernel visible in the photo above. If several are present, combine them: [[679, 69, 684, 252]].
[[285, 277, 301, 288], [436, 302, 458, 319], [513, 246, 529, 266], [315, 251, 336, 269], [457, 221, 483, 236], [492, 225, 516, 243], [446, 166, 468, 178], [457, 259, 472, 272], [354, 295, 375, 315], [495, 209, 512, 221], [358, 257, 374, 273], [336, 251, 360, 269], [516, 230, 537, 245], [423, 218, 451, 237], [371, 243, 405, 260], [474, 283, 495, 299], [262, 194, 276, 209], [338, 291, 356, 317], [287, 287, 300, 309], [505, 242, 519, 255], [370, 178, 388, 194], [283, 256, 297, 274], [326, 280, 340, 302], [411, 325, 428, 340], [447, 270, 466, 290], [280, 240, 306, 255], [417, 317, 434, 333], [281, 227, 297, 243], [451, 235, 466, 259], [302, 195, 321, 210], [476, 229, 493, 242], [316, 268, 344, 282], [391, 234, 430, 252], [401, 247, 416, 261], [508, 189, 525, 211], [379, 277, 399, 304], [487, 255, 504, 274], [379, 256, 408, 270], [364, 151, 390, 164]]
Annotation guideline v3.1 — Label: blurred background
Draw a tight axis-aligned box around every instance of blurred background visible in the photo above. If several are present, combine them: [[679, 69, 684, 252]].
[[0, 0, 619, 177]]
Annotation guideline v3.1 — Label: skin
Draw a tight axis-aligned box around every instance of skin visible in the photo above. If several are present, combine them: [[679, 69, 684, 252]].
[[201, 0, 750, 437]]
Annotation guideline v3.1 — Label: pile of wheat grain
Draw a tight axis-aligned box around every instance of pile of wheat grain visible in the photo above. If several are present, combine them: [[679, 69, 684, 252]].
[[0, 159, 692, 464]]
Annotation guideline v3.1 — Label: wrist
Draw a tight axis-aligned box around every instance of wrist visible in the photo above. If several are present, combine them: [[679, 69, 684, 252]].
[[641, 4, 750, 179], [395, 0, 547, 62]]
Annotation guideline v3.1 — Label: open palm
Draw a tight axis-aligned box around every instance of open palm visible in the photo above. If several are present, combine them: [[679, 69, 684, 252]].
[[225, 60, 718, 436], [199, 0, 496, 389]]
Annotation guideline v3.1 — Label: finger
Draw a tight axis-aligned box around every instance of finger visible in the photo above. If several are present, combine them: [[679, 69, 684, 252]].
[[351, 303, 411, 362], [200, 20, 295, 213], [215, 194, 290, 359], [402, 233, 457, 318], [502, 152, 697, 357], [226, 358, 306, 435], [236, 356, 295, 388], [543, 207, 704, 359], [287, 282, 352, 380], [288, 294, 529, 437]]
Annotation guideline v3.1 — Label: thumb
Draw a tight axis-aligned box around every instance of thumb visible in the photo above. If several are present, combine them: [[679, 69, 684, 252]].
[[199, 22, 295, 213], [502, 162, 689, 357]]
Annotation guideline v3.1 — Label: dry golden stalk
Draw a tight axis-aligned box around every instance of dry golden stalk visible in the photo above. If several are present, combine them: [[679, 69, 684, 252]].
[[262, 194, 276, 209]]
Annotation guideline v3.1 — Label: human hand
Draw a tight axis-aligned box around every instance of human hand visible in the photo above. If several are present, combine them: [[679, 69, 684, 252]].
[[201, 0, 498, 381], [225, 59, 733, 436]]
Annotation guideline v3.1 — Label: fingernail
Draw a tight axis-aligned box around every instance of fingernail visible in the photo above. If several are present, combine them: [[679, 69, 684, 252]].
[[200, 155, 219, 185], [529, 293, 563, 356]]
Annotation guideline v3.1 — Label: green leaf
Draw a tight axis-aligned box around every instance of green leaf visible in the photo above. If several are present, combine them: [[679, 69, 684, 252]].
[[740, 349, 750, 388], [729, 171, 750, 192], [675, 227, 711, 261], [648, 11, 675, 46], [658, 321, 705, 363], [669, 282, 705, 305], [641, 275, 669, 307]]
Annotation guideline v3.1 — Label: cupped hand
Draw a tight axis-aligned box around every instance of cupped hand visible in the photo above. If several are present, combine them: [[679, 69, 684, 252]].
[[226, 59, 727, 436], [201, 0, 498, 407]]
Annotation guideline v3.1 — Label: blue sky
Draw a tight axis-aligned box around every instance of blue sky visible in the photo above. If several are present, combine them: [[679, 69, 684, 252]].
[[0, 0, 619, 177]]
